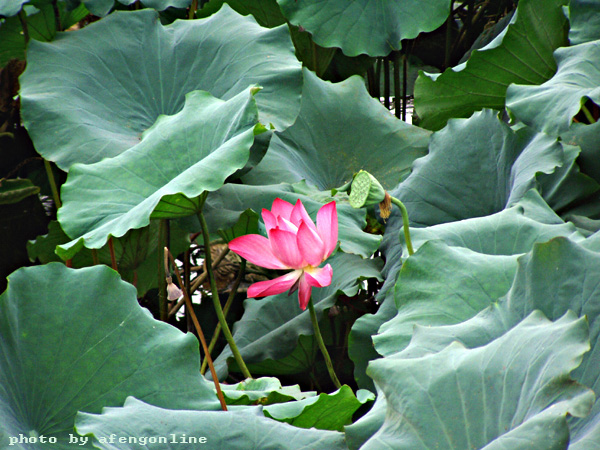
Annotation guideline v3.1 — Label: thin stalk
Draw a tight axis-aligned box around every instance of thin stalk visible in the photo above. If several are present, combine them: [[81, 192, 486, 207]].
[[198, 211, 252, 379], [157, 220, 168, 321], [383, 57, 390, 110], [91, 249, 99, 265], [184, 249, 193, 332], [393, 52, 401, 118], [366, 65, 375, 97], [311, 40, 319, 77], [18, 10, 30, 45], [51, 0, 62, 32], [107, 237, 118, 271], [444, 0, 453, 68], [188, 0, 198, 19], [166, 249, 228, 411], [43, 160, 61, 209], [201, 260, 246, 375], [374, 58, 382, 100], [307, 298, 341, 389], [390, 196, 414, 255], [168, 246, 231, 317], [402, 52, 408, 121], [581, 104, 597, 124]]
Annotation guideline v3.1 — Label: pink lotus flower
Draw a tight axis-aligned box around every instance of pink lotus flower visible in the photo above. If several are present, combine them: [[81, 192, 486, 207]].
[[228, 198, 338, 310]]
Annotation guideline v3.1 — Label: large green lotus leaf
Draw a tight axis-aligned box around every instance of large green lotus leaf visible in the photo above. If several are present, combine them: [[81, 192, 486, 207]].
[[362, 311, 593, 450], [276, 0, 449, 57], [263, 385, 374, 431], [537, 143, 600, 218], [27, 220, 190, 296], [506, 41, 600, 135], [396, 238, 600, 449], [0, 264, 220, 449], [562, 121, 600, 185], [19, 6, 302, 170], [243, 69, 431, 190], [75, 397, 348, 450], [218, 377, 315, 406], [373, 241, 518, 358], [399, 193, 584, 257], [64, 0, 191, 16], [213, 252, 382, 379], [0, 0, 29, 16], [242, 335, 318, 376], [569, 0, 600, 45], [0, 2, 88, 67], [414, 0, 568, 131], [348, 189, 579, 389], [193, 181, 382, 258], [198, 0, 286, 28], [395, 110, 564, 227], [56, 88, 259, 260]]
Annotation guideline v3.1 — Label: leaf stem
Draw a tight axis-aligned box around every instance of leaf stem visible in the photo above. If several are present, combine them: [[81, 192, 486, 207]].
[[390, 196, 415, 255], [198, 211, 252, 379], [166, 248, 228, 411], [168, 246, 230, 317], [17, 9, 29, 45], [581, 104, 597, 124], [188, 0, 198, 19], [157, 220, 168, 321], [107, 237, 118, 270], [307, 298, 341, 389], [201, 259, 246, 375], [43, 160, 61, 209]]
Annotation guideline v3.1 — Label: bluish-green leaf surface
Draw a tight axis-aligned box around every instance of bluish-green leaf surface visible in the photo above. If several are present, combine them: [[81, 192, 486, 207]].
[[56, 88, 259, 259], [20, 5, 302, 170], [348, 108, 568, 389], [65, 0, 192, 17], [394, 238, 600, 449], [506, 40, 600, 135], [0, 0, 29, 16], [243, 68, 430, 190], [568, 0, 600, 45], [414, 0, 568, 131], [395, 110, 564, 227], [0, 264, 220, 449], [75, 397, 348, 450], [362, 311, 593, 449], [276, 0, 450, 56]]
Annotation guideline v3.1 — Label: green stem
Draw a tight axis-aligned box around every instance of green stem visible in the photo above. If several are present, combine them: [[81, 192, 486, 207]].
[[390, 196, 415, 256], [158, 220, 168, 321], [188, 0, 198, 19], [18, 10, 30, 45], [43, 160, 61, 209], [581, 103, 597, 124], [201, 259, 246, 375], [383, 57, 390, 110], [198, 211, 252, 379], [307, 298, 341, 389], [393, 51, 401, 119]]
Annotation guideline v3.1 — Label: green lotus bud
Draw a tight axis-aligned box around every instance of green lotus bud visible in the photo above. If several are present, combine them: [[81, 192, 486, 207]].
[[349, 170, 386, 208]]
